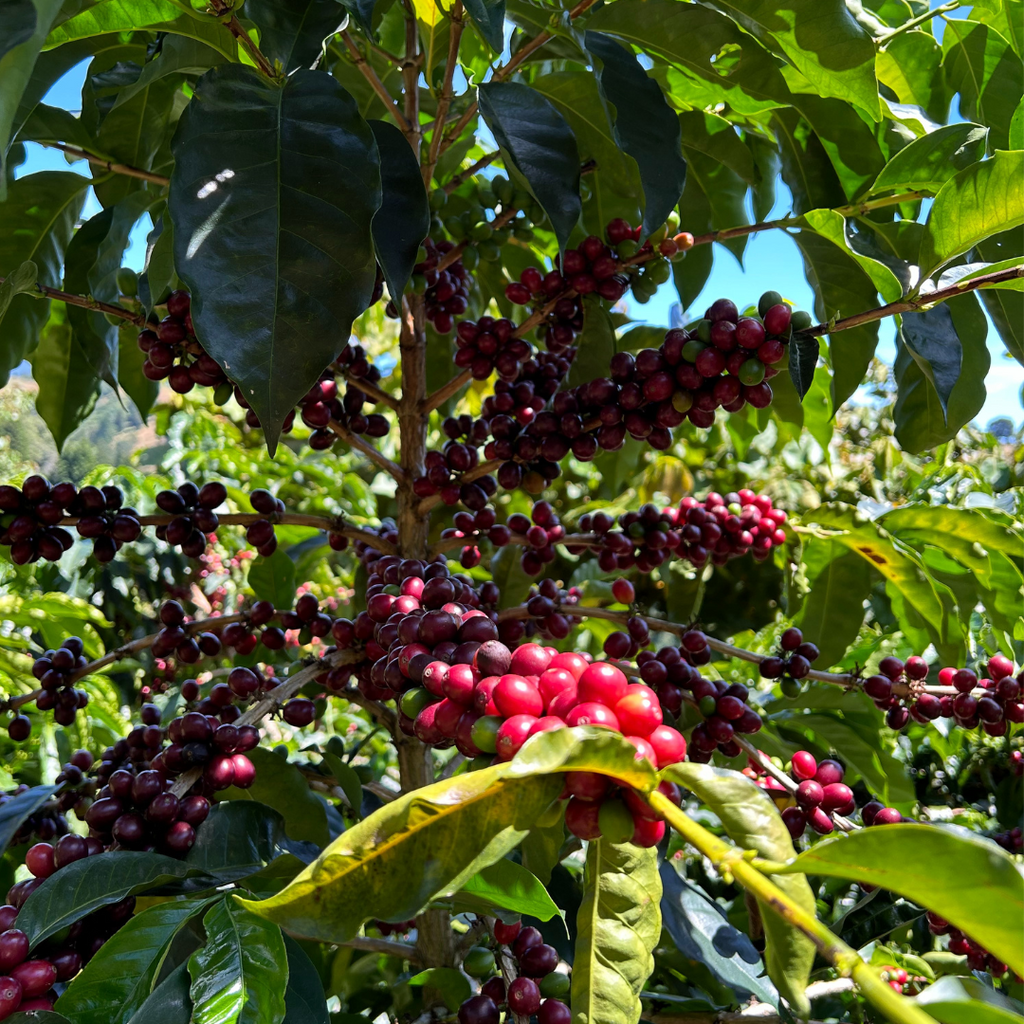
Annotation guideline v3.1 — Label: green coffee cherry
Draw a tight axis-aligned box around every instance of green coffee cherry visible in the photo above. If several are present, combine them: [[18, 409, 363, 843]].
[[470, 715, 502, 754], [353, 763, 374, 783], [469, 221, 492, 242], [695, 318, 712, 343], [758, 290, 784, 317], [672, 391, 693, 414], [416, 244, 429, 263], [682, 339, 707, 363], [428, 189, 448, 211], [411, 274, 428, 295], [213, 382, 234, 406], [116, 267, 138, 296], [540, 973, 571, 999], [513, 223, 534, 242], [699, 694, 718, 717], [477, 186, 496, 209], [479, 241, 501, 261], [790, 309, 813, 331], [400, 688, 434, 720], [463, 947, 496, 977], [780, 678, 803, 699], [326, 735, 345, 756], [461, 247, 479, 271], [616, 240, 638, 259], [491, 227, 510, 246], [739, 359, 766, 386], [443, 215, 466, 241], [492, 175, 513, 205], [647, 259, 671, 285]]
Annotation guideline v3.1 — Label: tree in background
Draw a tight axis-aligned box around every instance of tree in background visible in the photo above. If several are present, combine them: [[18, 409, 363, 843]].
[[0, 1, 1021, 1022]]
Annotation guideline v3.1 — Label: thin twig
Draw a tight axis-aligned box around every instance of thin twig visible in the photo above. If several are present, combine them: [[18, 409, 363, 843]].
[[443, 151, 500, 194], [0, 275, 147, 326], [423, 0, 465, 186], [328, 419, 406, 482], [209, 0, 278, 79], [342, 30, 413, 134], [43, 142, 170, 186], [340, 936, 422, 962], [341, 372, 400, 410], [415, 458, 500, 515]]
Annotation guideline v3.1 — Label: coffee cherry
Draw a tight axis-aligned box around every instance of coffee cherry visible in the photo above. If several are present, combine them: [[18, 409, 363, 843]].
[[507, 977, 542, 1015], [459, 995, 500, 1024]]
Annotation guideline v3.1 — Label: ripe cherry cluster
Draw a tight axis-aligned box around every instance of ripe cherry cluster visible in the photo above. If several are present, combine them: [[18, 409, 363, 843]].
[[517, 580, 582, 643], [154, 480, 228, 558], [579, 491, 788, 574], [872, 653, 1021, 734], [457, 920, 572, 1024], [454, 318, 534, 382], [926, 913, 1010, 977], [777, 752, 857, 838], [758, 627, 822, 698], [0, 477, 141, 565], [299, 348, 390, 451], [0, 786, 72, 845], [415, 446, 498, 508], [413, 240, 471, 334], [20, 635, 90, 732], [138, 289, 229, 395]]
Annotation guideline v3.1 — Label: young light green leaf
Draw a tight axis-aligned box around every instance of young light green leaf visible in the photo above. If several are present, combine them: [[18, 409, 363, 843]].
[[44, 0, 190, 47], [914, 975, 1024, 1024], [713, 0, 879, 117], [55, 897, 216, 1024], [572, 840, 661, 1024], [477, 81, 581, 254], [169, 65, 382, 452], [585, 31, 686, 240], [920, 150, 1024, 277], [871, 123, 989, 196], [448, 857, 563, 922], [780, 824, 1024, 976], [369, 119, 430, 302], [661, 763, 815, 1017], [247, 548, 297, 611], [189, 899, 288, 1024]]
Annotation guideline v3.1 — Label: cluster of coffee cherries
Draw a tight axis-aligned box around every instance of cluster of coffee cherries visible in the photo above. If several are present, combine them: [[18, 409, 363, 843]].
[[0, 476, 141, 565], [926, 913, 1010, 977], [153, 480, 227, 558], [457, 920, 571, 1024], [758, 627, 822, 698], [411, 239, 471, 334], [578, 491, 788, 574], [454, 317, 533, 382], [2, 845, 136, 1015], [778, 751, 859, 838], [15, 635, 91, 735], [414, 447, 498, 509], [0, 786, 73, 845], [138, 289, 229, 396], [871, 653, 1021, 735]]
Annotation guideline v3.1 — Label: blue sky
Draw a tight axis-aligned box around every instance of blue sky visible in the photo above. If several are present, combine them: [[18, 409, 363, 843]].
[[14, 1, 1021, 426]]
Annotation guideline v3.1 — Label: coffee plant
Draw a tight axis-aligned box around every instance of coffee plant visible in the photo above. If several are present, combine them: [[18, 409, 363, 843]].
[[0, 0, 1021, 1022]]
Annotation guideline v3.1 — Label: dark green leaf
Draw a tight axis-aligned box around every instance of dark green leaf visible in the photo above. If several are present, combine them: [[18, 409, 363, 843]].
[[490, 539, 534, 610], [585, 31, 686, 239], [0, 0, 63, 193], [189, 899, 288, 1024], [662, 763, 815, 1017], [5, 1014, 73, 1024], [321, 751, 364, 818], [714, 0, 879, 115], [920, 149, 1024, 277], [55, 897, 215, 1024], [0, 784, 57, 857], [18, 851, 195, 948], [283, 935, 329, 1024], [871, 122, 989, 195], [529, 72, 642, 235], [138, 211, 179, 312], [899, 305, 963, 419], [337, 0, 376, 33], [975, 229, 1023, 363], [660, 863, 777, 1006], [0, 0, 37, 62], [221, 746, 330, 848], [248, 548, 297, 609], [245, 0, 346, 72], [369, 119, 429, 302], [790, 225, 882, 410], [795, 546, 872, 667], [462, 0, 504, 51], [572, 841, 661, 1024], [477, 81, 581, 254], [124, 962, 191, 1024], [449, 858, 563, 921], [893, 292, 990, 452], [186, 801, 320, 883], [0, 170, 87, 384], [680, 146, 749, 263], [781, 824, 1024, 975], [15, 100, 94, 149], [587, 1, 791, 115], [941, 19, 1022, 151], [169, 65, 381, 452], [31, 301, 101, 451], [408, 969, 472, 1012], [788, 334, 819, 400], [567, 293, 616, 388], [672, 177, 713, 309], [772, 108, 846, 215], [111, 35, 225, 111], [118, 322, 159, 420]]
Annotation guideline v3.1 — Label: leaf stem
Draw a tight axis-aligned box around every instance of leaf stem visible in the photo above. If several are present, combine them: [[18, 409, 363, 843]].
[[648, 793, 938, 1024], [342, 30, 413, 136], [878, 1, 962, 46], [41, 142, 170, 186]]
